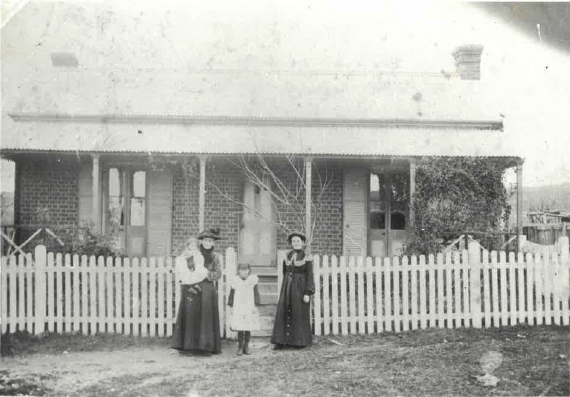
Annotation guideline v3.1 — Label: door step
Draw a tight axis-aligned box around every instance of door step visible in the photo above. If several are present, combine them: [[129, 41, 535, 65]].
[[252, 266, 279, 276], [257, 272, 279, 305], [259, 293, 278, 305], [252, 304, 277, 337]]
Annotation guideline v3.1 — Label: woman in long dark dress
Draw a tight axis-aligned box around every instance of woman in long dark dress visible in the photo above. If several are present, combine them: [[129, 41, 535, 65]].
[[171, 228, 223, 355], [271, 231, 315, 348]]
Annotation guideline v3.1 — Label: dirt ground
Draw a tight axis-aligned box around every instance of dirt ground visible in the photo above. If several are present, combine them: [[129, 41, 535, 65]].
[[1, 325, 569, 397]]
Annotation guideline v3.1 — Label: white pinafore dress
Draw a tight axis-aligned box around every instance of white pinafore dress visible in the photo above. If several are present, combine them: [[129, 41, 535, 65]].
[[229, 275, 261, 331]]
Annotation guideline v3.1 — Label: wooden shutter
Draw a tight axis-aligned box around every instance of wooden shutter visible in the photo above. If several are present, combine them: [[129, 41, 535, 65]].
[[147, 169, 173, 257], [343, 168, 368, 257], [78, 161, 93, 226]]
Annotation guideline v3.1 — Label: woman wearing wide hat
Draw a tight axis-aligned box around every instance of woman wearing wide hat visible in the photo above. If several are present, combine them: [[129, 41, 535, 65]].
[[271, 231, 315, 348], [172, 228, 223, 355]]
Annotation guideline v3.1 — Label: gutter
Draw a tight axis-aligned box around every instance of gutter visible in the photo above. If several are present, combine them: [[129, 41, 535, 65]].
[[9, 112, 504, 130]]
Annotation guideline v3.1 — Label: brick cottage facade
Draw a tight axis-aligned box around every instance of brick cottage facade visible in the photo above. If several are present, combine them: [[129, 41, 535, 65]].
[[11, 154, 345, 259], [1, 3, 526, 311]]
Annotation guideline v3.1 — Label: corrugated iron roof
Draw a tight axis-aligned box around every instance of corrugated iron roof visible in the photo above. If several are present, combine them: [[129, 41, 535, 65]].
[[0, 119, 516, 158], [1, 2, 516, 160], [1, 69, 505, 122]]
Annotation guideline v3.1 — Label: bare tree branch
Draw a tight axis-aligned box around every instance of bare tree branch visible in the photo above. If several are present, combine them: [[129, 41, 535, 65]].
[[181, 153, 334, 245]]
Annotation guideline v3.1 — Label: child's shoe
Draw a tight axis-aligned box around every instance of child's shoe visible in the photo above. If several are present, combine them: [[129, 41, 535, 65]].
[[243, 343, 251, 355], [237, 344, 243, 356]]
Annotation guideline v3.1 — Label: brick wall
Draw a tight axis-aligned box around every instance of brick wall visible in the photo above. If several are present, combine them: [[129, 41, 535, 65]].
[[170, 158, 344, 258], [309, 165, 343, 255], [272, 162, 344, 255], [171, 160, 244, 256], [171, 165, 200, 255], [15, 156, 80, 249], [204, 162, 244, 254]]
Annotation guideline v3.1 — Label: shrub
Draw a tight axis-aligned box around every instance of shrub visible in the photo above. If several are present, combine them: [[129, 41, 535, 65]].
[[405, 157, 512, 256]]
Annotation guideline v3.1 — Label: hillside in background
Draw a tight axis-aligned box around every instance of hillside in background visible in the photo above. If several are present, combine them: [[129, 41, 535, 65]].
[[514, 182, 570, 212]]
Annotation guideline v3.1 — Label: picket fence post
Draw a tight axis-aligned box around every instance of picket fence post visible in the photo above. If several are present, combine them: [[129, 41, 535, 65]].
[[508, 252, 517, 326], [469, 243, 482, 328], [375, 257, 383, 332], [557, 236, 570, 325], [9, 256, 17, 332], [349, 257, 357, 333], [331, 255, 339, 335], [1, 256, 6, 335], [402, 255, 410, 331], [34, 245, 47, 334], [224, 248, 237, 340], [410, 255, 418, 330], [322, 255, 330, 336], [559, 236, 569, 325], [313, 255, 322, 336], [357, 256, 365, 334], [339, 256, 348, 334], [365, 257, 374, 334], [26, 253, 34, 332]]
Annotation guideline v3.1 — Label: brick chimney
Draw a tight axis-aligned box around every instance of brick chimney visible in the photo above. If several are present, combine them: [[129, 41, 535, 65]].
[[452, 44, 483, 80]]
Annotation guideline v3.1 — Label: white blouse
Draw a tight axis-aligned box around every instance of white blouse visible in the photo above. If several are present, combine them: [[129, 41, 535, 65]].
[[175, 251, 208, 285]]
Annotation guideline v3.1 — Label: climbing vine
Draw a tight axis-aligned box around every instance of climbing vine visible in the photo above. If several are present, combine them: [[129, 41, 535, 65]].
[[405, 157, 513, 255]]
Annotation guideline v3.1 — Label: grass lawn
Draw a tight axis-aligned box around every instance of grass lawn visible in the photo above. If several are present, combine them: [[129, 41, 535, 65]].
[[1, 325, 568, 396]]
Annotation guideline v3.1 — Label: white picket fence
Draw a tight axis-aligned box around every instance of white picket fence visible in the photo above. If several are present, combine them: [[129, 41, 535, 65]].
[[312, 237, 570, 335], [1, 245, 237, 338], [2, 239, 569, 338]]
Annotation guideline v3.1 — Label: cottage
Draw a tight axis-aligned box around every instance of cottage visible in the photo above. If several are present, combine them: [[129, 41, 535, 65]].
[[1, 3, 524, 307]]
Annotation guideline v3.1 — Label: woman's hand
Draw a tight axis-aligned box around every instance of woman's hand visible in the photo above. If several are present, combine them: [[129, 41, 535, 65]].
[[188, 284, 202, 295], [303, 295, 310, 303]]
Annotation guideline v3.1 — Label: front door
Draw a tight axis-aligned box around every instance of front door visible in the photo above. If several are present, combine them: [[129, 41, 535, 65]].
[[239, 179, 276, 267], [368, 172, 409, 257], [104, 167, 147, 257]]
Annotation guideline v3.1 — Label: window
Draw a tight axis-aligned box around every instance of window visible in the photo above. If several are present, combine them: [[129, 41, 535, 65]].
[[389, 173, 409, 230], [107, 168, 146, 228], [108, 168, 124, 228], [130, 171, 146, 226], [369, 172, 408, 230], [369, 173, 386, 229]]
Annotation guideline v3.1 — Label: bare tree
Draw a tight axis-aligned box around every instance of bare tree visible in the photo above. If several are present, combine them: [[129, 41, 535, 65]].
[[179, 154, 334, 246]]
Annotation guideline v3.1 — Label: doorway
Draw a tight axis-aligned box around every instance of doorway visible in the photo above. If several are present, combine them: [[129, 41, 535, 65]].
[[239, 179, 276, 267], [103, 167, 147, 257], [368, 172, 409, 257]]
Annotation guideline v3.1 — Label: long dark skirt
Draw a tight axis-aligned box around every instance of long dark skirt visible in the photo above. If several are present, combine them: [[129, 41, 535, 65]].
[[271, 272, 312, 347], [171, 280, 221, 354]]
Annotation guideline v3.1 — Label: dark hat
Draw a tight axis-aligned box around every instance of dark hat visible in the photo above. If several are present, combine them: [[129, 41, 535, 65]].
[[197, 228, 221, 240], [287, 231, 306, 244]]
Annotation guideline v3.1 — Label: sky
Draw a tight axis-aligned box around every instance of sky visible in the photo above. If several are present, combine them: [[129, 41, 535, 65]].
[[1, 0, 569, 191]]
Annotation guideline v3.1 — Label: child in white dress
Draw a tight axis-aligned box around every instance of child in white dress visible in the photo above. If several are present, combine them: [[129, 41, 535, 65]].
[[227, 263, 261, 355]]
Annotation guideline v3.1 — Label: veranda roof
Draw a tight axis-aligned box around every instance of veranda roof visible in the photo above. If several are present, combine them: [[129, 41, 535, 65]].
[[0, 117, 514, 158]]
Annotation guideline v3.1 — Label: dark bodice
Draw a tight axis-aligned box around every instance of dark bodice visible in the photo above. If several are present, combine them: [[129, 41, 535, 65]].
[[283, 249, 313, 273]]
